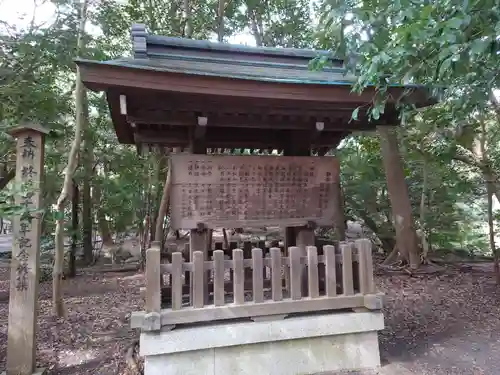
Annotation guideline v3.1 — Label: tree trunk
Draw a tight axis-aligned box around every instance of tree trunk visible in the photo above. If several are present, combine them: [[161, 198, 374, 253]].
[[154, 157, 172, 246], [150, 155, 166, 242], [93, 183, 114, 247], [68, 180, 79, 278], [332, 180, 346, 241], [377, 126, 420, 269], [183, 0, 193, 38], [0, 168, 15, 190], [249, 13, 263, 46], [140, 214, 150, 271], [246, 1, 263, 46], [478, 118, 500, 283], [82, 126, 93, 264], [53, 0, 89, 317], [485, 174, 499, 283], [217, 0, 225, 42], [419, 158, 430, 259]]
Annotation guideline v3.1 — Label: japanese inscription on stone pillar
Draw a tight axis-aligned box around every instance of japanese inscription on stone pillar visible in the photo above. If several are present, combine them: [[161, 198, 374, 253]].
[[170, 154, 340, 229], [6, 124, 47, 375]]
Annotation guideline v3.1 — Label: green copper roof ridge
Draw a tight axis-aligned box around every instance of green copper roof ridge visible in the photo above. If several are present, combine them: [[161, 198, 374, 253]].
[[146, 51, 349, 74], [146, 34, 340, 61]]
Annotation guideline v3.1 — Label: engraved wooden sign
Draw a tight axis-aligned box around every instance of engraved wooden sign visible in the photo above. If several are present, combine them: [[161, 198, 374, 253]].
[[170, 154, 340, 229], [6, 124, 47, 375]]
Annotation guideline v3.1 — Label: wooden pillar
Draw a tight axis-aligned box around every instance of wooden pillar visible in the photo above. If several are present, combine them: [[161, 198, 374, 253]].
[[284, 132, 311, 292], [296, 226, 315, 297], [188, 123, 210, 304], [189, 229, 209, 303], [6, 124, 48, 375]]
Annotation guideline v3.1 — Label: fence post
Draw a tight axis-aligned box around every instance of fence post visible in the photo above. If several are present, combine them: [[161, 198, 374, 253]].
[[356, 238, 375, 294], [270, 247, 283, 301], [289, 246, 302, 300], [252, 248, 264, 303], [341, 243, 354, 295], [192, 251, 205, 308], [144, 241, 161, 330], [307, 246, 319, 298], [213, 250, 225, 306], [324, 245, 337, 297], [233, 249, 245, 304], [171, 252, 183, 310]]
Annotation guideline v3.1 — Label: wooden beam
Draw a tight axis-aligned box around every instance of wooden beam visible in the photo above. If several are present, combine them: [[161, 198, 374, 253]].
[[126, 111, 387, 131], [126, 92, 400, 118], [130, 294, 383, 328], [133, 130, 344, 150]]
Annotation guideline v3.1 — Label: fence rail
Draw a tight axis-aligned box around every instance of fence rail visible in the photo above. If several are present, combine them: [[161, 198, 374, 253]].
[[131, 239, 383, 331]]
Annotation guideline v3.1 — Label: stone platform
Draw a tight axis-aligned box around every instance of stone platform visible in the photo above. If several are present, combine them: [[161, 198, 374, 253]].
[[140, 310, 384, 375]]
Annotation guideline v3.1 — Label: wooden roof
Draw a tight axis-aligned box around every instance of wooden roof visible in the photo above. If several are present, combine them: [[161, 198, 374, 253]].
[[76, 24, 435, 152]]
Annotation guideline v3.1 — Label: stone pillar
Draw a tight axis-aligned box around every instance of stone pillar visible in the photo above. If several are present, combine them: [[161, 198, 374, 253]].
[[5, 123, 48, 375]]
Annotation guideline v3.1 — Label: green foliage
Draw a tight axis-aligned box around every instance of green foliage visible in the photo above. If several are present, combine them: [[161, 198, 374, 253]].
[[319, 0, 500, 117]]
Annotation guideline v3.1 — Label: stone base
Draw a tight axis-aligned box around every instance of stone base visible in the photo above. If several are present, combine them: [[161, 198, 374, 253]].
[[141, 310, 384, 375], [1, 368, 47, 375]]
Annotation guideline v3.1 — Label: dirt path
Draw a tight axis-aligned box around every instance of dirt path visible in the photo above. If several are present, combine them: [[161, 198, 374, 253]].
[[378, 265, 500, 374], [1, 262, 500, 374]]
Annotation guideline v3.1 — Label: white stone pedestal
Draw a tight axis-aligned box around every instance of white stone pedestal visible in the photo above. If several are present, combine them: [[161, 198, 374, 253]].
[[140, 311, 384, 375]]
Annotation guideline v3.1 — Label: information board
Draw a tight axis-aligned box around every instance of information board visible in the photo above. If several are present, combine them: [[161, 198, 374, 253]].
[[170, 154, 340, 229]]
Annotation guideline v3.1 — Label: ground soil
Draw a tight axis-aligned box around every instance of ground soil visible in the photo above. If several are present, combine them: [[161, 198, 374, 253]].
[[1, 261, 499, 375]]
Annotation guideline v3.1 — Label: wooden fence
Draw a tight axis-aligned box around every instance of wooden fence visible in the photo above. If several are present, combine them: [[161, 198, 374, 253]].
[[131, 239, 383, 331]]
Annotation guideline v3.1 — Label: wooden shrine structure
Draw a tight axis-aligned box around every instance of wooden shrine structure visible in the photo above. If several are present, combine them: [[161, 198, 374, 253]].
[[76, 24, 434, 375]]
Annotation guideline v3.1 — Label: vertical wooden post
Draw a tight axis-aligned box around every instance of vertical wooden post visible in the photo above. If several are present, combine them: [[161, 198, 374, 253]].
[[243, 240, 253, 281], [171, 252, 183, 310], [289, 246, 302, 300], [356, 238, 375, 294], [252, 248, 264, 303], [213, 250, 225, 306], [307, 246, 319, 298], [323, 245, 337, 297], [341, 243, 354, 295], [183, 242, 190, 286], [296, 228, 314, 297], [189, 229, 209, 304], [6, 124, 48, 375], [232, 249, 244, 304], [188, 126, 210, 304], [192, 251, 205, 308], [284, 135, 310, 292], [144, 241, 161, 330], [270, 247, 283, 301]]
